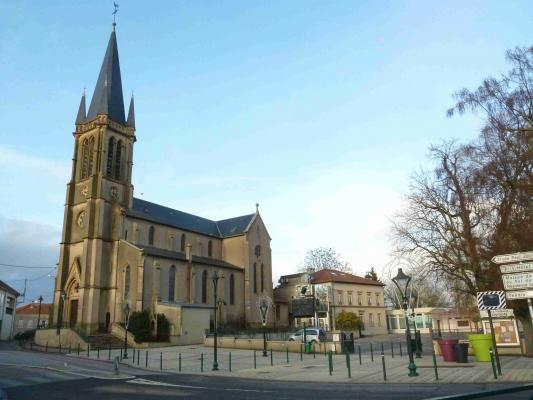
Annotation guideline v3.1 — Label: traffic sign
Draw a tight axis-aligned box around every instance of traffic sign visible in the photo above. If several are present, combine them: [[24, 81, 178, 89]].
[[500, 262, 533, 274], [492, 252, 533, 264], [502, 272, 533, 291], [480, 309, 514, 318], [506, 290, 533, 300], [477, 291, 507, 310]]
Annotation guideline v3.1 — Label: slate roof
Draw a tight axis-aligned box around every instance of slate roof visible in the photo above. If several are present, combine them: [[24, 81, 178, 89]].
[[310, 269, 384, 286], [128, 198, 256, 238], [16, 303, 52, 315], [140, 245, 242, 271], [0, 280, 20, 297], [86, 30, 126, 125]]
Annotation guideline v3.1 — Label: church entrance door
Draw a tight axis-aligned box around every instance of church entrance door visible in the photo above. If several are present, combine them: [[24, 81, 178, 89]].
[[69, 300, 78, 327]]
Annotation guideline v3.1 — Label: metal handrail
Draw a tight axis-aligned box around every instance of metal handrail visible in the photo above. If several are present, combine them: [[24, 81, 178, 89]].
[[426, 383, 533, 400]]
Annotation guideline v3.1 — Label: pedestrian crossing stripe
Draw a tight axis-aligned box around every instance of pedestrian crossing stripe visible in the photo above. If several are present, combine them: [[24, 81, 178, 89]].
[[476, 291, 506, 310]]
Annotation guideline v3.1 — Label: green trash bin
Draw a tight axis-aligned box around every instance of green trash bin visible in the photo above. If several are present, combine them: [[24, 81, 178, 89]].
[[304, 342, 313, 353], [468, 334, 492, 362]]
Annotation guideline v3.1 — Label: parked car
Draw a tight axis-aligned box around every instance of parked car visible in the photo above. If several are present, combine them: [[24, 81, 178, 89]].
[[288, 328, 326, 343]]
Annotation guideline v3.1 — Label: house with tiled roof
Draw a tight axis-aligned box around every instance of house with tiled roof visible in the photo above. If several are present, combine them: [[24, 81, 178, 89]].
[[274, 269, 387, 334], [49, 26, 273, 343], [14, 303, 52, 335]]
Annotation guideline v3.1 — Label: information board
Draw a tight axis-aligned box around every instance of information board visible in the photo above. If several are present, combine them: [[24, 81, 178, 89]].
[[483, 319, 520, 346]]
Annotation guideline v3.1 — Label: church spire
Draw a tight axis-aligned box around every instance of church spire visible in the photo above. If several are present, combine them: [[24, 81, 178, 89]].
[[86, 30, 126, 125], [127, 93, 135, 129], [75, 91, 86, 124]]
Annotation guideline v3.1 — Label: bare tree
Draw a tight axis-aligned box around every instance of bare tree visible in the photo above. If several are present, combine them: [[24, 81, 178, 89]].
[[300, 247, 351, 273]]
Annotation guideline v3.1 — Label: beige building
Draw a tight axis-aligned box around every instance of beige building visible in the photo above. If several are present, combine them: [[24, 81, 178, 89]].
[[51, 28, 273, 339], [274, 269, 387, 334], [0, 281, 19, 340], [386, 307, 481, 334], [14, 303, 52, 335]]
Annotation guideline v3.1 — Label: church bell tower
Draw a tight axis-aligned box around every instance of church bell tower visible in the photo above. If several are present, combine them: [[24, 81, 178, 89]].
[[52, 27, 136, 334]]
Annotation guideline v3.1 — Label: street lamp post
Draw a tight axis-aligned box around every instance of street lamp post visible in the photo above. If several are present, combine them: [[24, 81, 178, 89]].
[[259, 297, 270, 357], [410, 291, 422, 359], [211, 271, 220, 371], [392, 268, 418, 377], [36, 296, 43, 329], [123, 302, 130, 359]]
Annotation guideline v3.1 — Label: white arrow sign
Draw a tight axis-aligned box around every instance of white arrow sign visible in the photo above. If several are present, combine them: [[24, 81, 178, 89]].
[[506, 290, 533, 300], [500, 262, 533, 274], [502, 272, 533, 291], [492, 252, 533, 264]]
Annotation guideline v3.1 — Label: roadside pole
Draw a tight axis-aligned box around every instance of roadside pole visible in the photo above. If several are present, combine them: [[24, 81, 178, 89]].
[[487, 310, 502, 376]]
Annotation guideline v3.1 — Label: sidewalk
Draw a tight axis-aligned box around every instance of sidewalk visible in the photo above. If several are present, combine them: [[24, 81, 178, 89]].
[[65, 343, 533, 384]]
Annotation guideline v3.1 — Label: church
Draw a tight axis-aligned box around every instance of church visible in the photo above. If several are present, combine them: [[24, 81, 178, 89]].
[[51, 26, 273, 339]]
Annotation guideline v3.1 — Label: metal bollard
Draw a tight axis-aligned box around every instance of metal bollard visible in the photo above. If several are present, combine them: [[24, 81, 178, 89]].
[[68, 344, 71, 354], [146, 350, 148, 368], [399, 342, 403, 358], [358, 345, 362, 365], [489, 349, 497, 380], [328, 351, 333, 376], [201, 353, 204, 373], [59, 343, 62, 353], [133, 347, 135, 364], [229, 352, 232, 372], [45, 342, 48, 353], [324, 343, 327, 357], [137, 349, 140, 366], [381, 352, 387, 381], [120, 347, 123, 361], [160, 352, 163, 371], [432, 350, 439, 381], [300, 343, 303, 361], [391, 342, 394, 358], [381, 342, 384, 354], [97, 347, 100, 359], [286, 347, 289, 364], [179, 353, 182, 372], [109, 345, 111, 360], [313, 342, 316, 359], [77, 343, 80, 357], [345, 352, 351, 378], [254, 350, 257, 369], [270, 349, 273, 366], [370, 343, 374, 362], [87, 343, 90, 357]]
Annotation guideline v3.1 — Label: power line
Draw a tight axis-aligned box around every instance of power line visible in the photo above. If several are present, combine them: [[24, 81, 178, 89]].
[[0, 262, 56, 270]]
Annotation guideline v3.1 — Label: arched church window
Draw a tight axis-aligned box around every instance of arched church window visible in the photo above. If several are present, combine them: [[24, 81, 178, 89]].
[[87, 136, 95, 177], [201, 270, 207, 304], [80, 138, 89, 179], [253, 263, 257, 294], [261, 263, 264, 292], [114, 140, 122, 180], [148, 226, 155, 246], [180, 234, 186, 252], [168, 266, 176, 302], [208, 240, 213, 257], [106, 137, 115, 177], [229, 274, 235, 305], [124, 266, 131, 300]]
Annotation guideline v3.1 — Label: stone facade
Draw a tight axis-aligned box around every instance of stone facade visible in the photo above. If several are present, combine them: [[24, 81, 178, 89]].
[[51, 29, 273, 337]]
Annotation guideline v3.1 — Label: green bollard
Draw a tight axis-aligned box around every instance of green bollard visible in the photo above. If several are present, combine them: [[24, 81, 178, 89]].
[[160, 352, 163, 371], [229, 352, 232, 372], [432, 350, 439, 381], [146, 351, 148, 368], [286, 347, 289, 364], [77, 343, 80, 357], [270, 349, 273, 366], [328, 351, 333, 376], [313, 342, 316, 359], [201, 353, 204, 373], [179, 353, 182, 372], [370, 343, 374, 362], [68, 344, 71, 354], [97, 347, 99, 359], [358, 345, 362, 365], [137, 349, 140, 366], [87, 344, 90, 358], [45, 342, 48, 352], [120, 347, 123, 361], [300, 343, 303, 361], [391, 342, 394, 358], [324, 343, 327, 357], [381, 352, 387, 381], [399, 342, 403, 358], [345, 352, 351, 379], [254, 350, 257, 369], [489, 349, 497, 380]]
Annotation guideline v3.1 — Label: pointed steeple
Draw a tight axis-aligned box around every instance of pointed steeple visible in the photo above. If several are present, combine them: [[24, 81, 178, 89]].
[[75, 91, 86, 124], [127, 94, 135, 129], [86, 30, 126, 124]]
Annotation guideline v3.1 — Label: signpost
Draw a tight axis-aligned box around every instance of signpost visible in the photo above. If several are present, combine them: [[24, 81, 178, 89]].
[[502, 272, 533, 291], [480, 309, 514, 319], [477, 291, 505, 375], [492, 252, 533, 264], [500, 262, 533, 274]]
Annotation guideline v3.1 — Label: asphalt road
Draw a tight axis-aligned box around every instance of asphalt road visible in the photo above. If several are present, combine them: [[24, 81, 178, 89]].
[[1, 348, 532, 400]]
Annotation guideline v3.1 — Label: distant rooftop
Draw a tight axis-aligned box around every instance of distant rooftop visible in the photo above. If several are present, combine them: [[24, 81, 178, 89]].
[[16, 303, 52, 315]]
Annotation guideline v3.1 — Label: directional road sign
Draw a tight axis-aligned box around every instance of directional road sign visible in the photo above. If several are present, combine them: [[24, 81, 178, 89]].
[[502, 272, 533, 291], [500, 262, 533, 274], [506, 290, 533, 300], [492, 252, 533, 265]]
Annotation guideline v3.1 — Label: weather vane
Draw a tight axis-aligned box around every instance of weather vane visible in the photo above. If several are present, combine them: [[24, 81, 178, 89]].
[[112, 2, 119, 30]]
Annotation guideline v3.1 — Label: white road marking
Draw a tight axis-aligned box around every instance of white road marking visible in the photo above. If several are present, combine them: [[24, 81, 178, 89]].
[[127, 378, 207, 389], [225, 388, 274, 393]]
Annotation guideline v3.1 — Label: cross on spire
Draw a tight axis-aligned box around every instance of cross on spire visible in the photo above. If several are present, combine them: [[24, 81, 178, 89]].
[[112, 2, 119, 30]]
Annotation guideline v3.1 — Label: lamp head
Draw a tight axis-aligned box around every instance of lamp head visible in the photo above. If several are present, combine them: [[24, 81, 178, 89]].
[[392, 268, 411, 307]]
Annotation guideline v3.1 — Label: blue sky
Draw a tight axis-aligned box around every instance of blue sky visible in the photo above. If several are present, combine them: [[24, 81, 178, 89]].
[[1, 0, 532, 303]]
